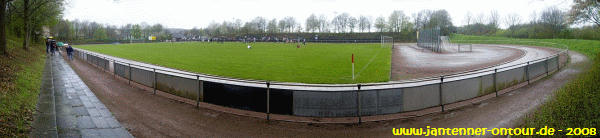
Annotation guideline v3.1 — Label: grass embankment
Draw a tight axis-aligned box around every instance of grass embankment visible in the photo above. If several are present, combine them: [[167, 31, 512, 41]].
[[0, 38, 46, 137], [452, 34, 600, 136], [76, 42, 391, 84], [451, 34, 600, 59]]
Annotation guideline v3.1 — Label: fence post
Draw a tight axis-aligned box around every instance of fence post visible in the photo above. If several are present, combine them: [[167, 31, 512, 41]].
[[494, 68, 498, 97], [266, 82, 270, 121], [356, 84, 362, 124], [545, 57, 549, 76], [197, 75, 202, 108], [439, 76, 444, 112], [566, 49, 569, 64], [526, 61, 530, 85], [153, 68, 157, 94], [470, 44, 472, 52], [128, 63, 132, 85], [557, 55, 560, 70], [113, 61, 117, 78]]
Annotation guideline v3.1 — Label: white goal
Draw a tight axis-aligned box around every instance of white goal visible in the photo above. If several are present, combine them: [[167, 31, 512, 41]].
[[381, 36, 393, 48]]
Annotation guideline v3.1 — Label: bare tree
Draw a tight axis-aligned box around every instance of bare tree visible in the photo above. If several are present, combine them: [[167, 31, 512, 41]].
[[252, 17, 267, 33], [475, 13, 486, 24], [305, 14, 318, 32], [388, 10, 406, 32], [530, 11, 539, 37], [358, 15, 371, 32], [267, 18, 278, 33], [348, 16, 357, 33], [400, 15, 412, 32], [332, 13, 350, 33], [413, 10, 433, 30], [318, 14, 328, 32], [488, 10, 500, 28], [233, 19, 242, 33], [278, 18, 287, 32], [504, 13, 521, 37], [374, 16, 386, 32], [283, 16, 297, 32], [464, 12, 473, 26], [540, 7, 567, 38], [504, 13, 522, 28]]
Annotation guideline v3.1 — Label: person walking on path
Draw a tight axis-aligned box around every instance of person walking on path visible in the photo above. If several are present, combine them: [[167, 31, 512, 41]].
[[45, 38, 51, 54], [50, 39, 56, 56], [66, 45, 73, 60]]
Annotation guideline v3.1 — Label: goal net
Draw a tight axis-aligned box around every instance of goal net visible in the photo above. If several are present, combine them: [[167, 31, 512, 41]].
[[381, 36, 393, 48], [440, 36, 472, 53]]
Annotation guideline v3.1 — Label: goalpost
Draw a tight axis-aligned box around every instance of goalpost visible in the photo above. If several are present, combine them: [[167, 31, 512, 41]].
[[381, 36, 393, 48]]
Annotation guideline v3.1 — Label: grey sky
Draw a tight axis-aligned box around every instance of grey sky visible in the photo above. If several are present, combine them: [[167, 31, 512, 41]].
[[63, 0, 572, 29]]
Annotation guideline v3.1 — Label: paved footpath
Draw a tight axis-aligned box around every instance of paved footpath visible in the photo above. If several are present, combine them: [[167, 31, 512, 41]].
[[30, 54, 132, 137]]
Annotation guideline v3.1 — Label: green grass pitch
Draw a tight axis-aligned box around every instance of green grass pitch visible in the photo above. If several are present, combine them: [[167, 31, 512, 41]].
[[76, 42, 391, 84]]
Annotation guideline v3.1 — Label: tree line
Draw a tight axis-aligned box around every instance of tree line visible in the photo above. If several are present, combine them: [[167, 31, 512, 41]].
[[49, 0, 600, 43], [51, 9, 455, 42], [0, 0, 64, 55], [459, 0, 600, 40], [51, 20, 170, 43]]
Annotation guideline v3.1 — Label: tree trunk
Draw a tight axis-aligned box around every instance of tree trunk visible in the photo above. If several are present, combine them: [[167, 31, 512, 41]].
[[22, 0, 29, 50], [0, 0, 7, 55]]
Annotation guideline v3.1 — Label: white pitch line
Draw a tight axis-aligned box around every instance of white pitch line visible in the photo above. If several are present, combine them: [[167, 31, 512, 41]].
[[354, 50, 381, 78]]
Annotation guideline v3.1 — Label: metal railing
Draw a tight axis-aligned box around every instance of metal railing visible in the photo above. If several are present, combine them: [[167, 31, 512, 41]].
[[72, 40, 569, 123]]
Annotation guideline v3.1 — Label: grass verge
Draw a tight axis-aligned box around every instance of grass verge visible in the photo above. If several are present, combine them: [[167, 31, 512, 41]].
[[522, 53, 599, 137], [0, 42, 46, 137], [451, 34, 600, 59]]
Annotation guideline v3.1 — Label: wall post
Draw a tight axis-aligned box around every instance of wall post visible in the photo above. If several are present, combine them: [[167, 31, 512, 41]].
[[128, 63, 132, 85], [557, 55, 560, 70], [197, 75, 202, 108], [494, 68, 498, 97], [545, 57, 549, 76], [356, 84, 362, 124], [113, 61, 117, 78], [526, 62, 530, 85], [439, 76, 444, 112], [266, 82, 270, 120], [153, 68, 157, 94]]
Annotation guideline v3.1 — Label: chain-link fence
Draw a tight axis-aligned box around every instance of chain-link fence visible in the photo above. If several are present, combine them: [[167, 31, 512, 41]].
[[72, 41, 568, 123], [417, 27, 442, 52]]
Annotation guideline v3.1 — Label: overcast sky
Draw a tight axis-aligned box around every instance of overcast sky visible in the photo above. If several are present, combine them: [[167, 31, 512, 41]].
[[63, 0, 573, 29]]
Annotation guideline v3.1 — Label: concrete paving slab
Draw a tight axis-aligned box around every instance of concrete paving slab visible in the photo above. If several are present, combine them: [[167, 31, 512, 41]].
[[30, 55, 132, 137]]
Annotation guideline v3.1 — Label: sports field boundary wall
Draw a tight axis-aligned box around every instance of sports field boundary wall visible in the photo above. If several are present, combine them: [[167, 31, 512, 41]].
[[71, 41, 568, 123]]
